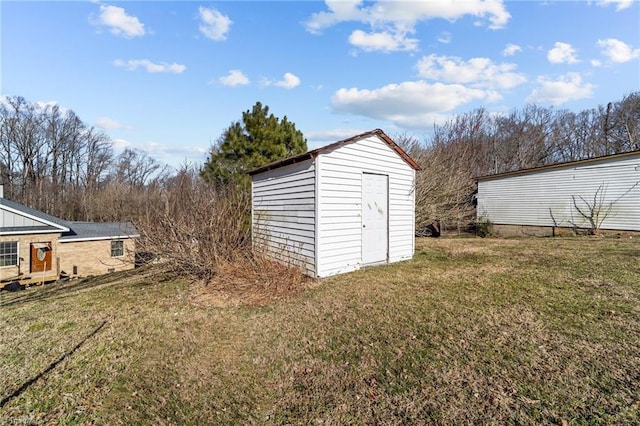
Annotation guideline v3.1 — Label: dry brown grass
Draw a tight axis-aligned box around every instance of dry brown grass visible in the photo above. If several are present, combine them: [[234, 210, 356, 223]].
[[190, 254, 310, 307], [1, 236, 639, 424]]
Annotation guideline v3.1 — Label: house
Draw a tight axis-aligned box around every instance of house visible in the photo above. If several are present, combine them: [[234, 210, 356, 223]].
[[249, 129, 419, 278], [0, 187, 138, 285], [476, 150, 640, 236]]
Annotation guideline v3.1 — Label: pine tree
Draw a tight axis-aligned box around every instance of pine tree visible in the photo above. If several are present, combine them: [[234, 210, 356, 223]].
[[201, 102, 307, 186]]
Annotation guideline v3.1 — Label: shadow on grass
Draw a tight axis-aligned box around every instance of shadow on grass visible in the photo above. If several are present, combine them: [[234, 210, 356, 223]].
[[0, 320, 108, 408], [0, 268, 151, 309]]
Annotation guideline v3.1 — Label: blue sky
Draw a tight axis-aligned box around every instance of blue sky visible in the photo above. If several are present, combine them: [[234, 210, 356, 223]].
[[2, 0, 639, 167]]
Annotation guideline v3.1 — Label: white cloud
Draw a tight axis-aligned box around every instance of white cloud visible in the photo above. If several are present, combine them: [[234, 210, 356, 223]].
[[526, 72, 594, 105], [273, 72, 301, 89], [198, 7, 232, 41], [305, 0, 366, 34], [348, 29, 418, 52], [547, 42, 579, 64], [114, 59, 186, 73], [597, 38, 640, 63], [96, 116, 126, 130], [597, 0, 634, 11], [416, 54, 527, 89], [503, 43, 522, 56], [219, 70, 250, 87], [307, 0, 510, 31], [94, 5, 145, 38], [262, 73, 301, 89], [305, 0, 510, 52], [331, 81, 489, 128]]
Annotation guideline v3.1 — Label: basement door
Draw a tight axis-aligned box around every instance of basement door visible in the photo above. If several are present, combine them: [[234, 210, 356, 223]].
[[362, 173, 388, 265]]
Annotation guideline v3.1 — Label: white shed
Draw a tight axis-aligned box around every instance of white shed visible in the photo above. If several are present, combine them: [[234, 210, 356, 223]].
[[477, 150, 640, 235], [249, 129, 419, 278]]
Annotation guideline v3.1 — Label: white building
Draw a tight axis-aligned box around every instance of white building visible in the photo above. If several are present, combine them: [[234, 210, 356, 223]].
[[249, 129, 419, 278], [477, 151, 640, 235]]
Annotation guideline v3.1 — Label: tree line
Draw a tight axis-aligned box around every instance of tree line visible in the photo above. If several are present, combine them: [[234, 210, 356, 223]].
[[0, 96, 169, 221], [405, 92, 640, 232], [2, 93, 638, 237]]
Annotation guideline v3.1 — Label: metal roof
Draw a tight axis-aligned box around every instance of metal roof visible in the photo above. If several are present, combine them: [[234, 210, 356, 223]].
[[477, 149, 640, 181], [248, 129, 420, 176]]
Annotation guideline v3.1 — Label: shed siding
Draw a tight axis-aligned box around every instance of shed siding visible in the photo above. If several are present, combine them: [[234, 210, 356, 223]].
[[477, 154, 640, 231], [316, 136, 415, 277], [252, 159, 316, 276]]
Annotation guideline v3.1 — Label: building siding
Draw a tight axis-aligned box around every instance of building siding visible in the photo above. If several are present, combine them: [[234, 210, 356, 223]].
[[477, 154, 640, 231], [252, 159, 316, 276], [1, 209, 48, 228], [58, 239, 136, 277], [316, 136, 415, 277], [0, 233, 61, 281]]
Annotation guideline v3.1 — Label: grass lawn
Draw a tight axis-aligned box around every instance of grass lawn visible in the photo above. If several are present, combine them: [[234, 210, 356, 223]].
[[1, 236, 639, 424]]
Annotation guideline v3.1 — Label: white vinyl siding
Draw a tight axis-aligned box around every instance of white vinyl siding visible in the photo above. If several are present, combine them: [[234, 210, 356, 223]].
[[316, 136, 415, 277], [251, 132, 417, 278], [252, 159, 316, 276], [1, 209, 46, 228], [477, 154, 640, 231]]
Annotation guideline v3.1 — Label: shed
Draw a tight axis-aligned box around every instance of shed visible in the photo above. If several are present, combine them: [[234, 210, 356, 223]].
[[249, 129, 419, 278], [476, 150, 640, 236]]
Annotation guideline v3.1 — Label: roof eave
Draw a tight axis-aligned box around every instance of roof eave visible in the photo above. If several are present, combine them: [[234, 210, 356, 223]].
[[0, 204, 70, 232], [248, 128, 420, 176], [59, 234, 140, 243], [476, 149, 640, 181]]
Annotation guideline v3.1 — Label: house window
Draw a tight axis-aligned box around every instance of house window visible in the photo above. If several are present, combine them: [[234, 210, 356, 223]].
[[110, 240, 124, 257], [0, 241, 18, 267]]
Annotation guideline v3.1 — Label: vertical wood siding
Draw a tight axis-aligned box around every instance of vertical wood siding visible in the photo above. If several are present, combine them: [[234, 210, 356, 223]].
[[477, 154, 640, 231], [252, 159, 316, 276], [316, 136, 415, 277]]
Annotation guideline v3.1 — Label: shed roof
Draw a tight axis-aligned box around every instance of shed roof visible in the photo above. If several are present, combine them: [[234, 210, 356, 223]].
[[248, 129, 420, 176], [0, 197, 139, 240], [477, 149, 640, 182]]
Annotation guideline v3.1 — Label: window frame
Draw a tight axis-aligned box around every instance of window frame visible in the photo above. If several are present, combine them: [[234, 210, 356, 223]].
[[110, 240, 125, 258], [0, 241, 19, 268]]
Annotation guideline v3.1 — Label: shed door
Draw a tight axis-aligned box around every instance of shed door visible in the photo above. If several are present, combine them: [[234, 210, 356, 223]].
[[362, 173, 388, 265]]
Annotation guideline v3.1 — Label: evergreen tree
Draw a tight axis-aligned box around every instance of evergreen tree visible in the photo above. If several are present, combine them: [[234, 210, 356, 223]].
[[201, 102, 307, 186]]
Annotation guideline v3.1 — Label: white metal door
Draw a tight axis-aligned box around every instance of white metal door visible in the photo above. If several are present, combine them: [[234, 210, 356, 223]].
[[362, 173, 388, 264]]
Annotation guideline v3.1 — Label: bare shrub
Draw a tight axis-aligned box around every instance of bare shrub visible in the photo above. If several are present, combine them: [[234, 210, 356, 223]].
[[136, 167, 307, 300], [136, 169, 251, 281]]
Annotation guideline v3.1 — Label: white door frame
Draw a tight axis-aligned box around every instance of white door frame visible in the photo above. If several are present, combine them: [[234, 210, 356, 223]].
[[361, 172, 389, 265]]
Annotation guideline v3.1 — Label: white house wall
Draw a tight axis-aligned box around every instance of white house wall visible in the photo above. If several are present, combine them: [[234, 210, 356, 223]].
[[252, 159, 316, 276], [477, 154, 640, 231], [316, 136, 415, 277]]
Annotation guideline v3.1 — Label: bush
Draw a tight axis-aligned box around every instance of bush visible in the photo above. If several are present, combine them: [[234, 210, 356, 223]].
[[475, 217, 493, 238]]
